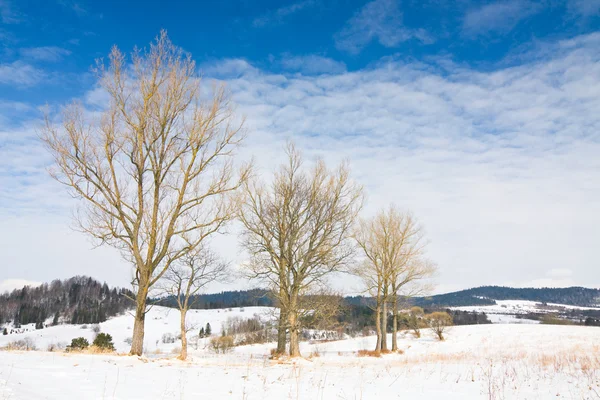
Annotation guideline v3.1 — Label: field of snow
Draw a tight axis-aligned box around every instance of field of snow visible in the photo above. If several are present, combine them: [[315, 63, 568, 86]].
[[451, 299, 600, 324], [0, 306, 277, 354], [1, 306, 600, 399]]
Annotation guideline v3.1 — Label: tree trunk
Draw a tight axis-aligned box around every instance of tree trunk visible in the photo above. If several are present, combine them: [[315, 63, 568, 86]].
[[276, 308, 287, 354], [130, 283, 148, 356], [374, 301, 382, 352], [179, 308, 188, 360], [288, 310, 300, 357], [381, 299, 388, 351], [391, 294, 398, 352], [288, 292, 301, 357]]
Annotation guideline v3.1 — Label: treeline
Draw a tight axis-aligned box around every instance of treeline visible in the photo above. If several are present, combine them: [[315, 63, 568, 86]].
[[415, 286, 600, 307], [155, 285, 600, 312], [153, 289, 274, 310], [0, 276, 133, 327]]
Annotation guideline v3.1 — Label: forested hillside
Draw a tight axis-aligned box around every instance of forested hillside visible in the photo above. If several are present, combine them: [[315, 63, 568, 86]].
[[3, 278, 599, 330], [0, 276, 133, 327], [154, 289, 274, 310], [415, 286, 600, 307]]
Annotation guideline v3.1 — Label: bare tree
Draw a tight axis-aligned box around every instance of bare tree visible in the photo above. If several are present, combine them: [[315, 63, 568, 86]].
[[427, 311, 453, 340], [158, 245, 229, 360], [41, 31, 250, 355], [353, 206, 435, 353], [239, 143, 363, 357]]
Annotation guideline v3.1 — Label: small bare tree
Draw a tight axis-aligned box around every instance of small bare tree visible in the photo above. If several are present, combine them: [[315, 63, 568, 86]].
[[41, 31, 250, 355], [239, 143, 363, 357], [158, 245, 229, 360], [427, 311, 453, 341], [353, 206, 435, 353]]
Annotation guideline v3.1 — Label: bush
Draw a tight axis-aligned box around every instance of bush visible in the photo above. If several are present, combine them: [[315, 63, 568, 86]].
[[3, 337, 37, 351], [93, 333, 115, 351], [426, 312, 453, 341], [47, 342, 66, 352], [162, 333, 176, 344], [91, 324, 101, 334], [209, 335, 234, 354], [2, 328, 7, 335], [67, 337, 89, 351], [540, 314, 574, 325]]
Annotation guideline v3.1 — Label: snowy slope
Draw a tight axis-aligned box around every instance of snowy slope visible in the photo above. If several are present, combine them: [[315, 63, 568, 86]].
[[0, 306, 276, 354], [1, 323, 600, 399], [450, 299, 600, 324]]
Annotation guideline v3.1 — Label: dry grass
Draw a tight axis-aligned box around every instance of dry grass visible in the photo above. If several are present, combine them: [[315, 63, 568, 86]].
[[357, 349, 381, 358]]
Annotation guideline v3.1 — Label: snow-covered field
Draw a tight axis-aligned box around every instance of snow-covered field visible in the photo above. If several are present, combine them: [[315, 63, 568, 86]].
[[1, 306, 600, 399], [451, 299, 600, 324]]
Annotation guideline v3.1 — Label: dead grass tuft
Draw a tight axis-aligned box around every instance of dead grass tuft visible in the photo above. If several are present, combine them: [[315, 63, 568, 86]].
[[357, 349, 381, 358]]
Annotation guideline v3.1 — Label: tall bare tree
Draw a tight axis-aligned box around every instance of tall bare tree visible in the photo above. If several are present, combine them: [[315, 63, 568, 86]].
[[158, 244, 229, 360], [239, 143, 363, 357], [354, 206, 435, 353], [41, 31, 250, 355]]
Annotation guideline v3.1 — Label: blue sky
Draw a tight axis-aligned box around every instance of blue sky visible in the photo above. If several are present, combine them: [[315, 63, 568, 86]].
[[1, 0, 600, 293], [2, 0, 599, 104]]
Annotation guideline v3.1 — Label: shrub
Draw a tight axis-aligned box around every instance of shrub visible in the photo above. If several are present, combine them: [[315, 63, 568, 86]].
[[47, 342, 66, 352], [209, 335, 234, 354], [3, 338, 37, 351], [93, 333, 115, 351], [426, 312, 453, 341], [91, 324, 101, 334], [540, 314, 574, 325], [162, 333, 176, 344], [2, 328, 7, 335], [67, 337, 89, 351]]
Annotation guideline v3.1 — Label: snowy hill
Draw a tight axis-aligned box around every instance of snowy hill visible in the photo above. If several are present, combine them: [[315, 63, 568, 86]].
[[1, 319, 600, 399], [0, 306, 276, 354]]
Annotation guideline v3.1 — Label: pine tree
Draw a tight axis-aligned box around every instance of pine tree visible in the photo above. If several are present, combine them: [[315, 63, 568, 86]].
[[2, 328, 7, 335], [206, 322, 212, 336], [199, 327, 205, 338]]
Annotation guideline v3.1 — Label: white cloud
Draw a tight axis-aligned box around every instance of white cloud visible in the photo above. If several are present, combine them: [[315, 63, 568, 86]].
[[567, 0, 600, 17], [0, 0, 21, 24], [279, 54, 347, 75], [0, 61, 46, 87], [253, 0, 315, 27], [20, 46, 72, 62], [335, 0, 433, 55], [463, 0, 541, 36], [2, 33, 600, 293]]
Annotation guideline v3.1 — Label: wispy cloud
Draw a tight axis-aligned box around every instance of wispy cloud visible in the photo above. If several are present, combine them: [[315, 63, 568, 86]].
[[463, 0, 541, 36], [0, 62, 46, 87], [334, 0, 433, 55], [2, 34, 600, 290], [57, 0, 88, 17], [279, 54, 346, 75], [253, 0, 315, 27], [567, 0, 600, 17], [19, 46, 72, 62], [0, 0, 21, 24]]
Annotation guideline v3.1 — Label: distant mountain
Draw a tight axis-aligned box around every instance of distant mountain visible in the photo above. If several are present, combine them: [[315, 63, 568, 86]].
[[3, 277, 599, 330], [413, 286, 600, 308], [0, 276, 133, 328]]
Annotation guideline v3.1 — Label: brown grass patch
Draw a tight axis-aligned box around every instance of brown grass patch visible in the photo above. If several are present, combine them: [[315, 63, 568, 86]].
[[357, 349, 381, 358]]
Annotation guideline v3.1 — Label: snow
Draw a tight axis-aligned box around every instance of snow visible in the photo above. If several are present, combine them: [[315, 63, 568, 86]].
[[2, 307, 600, 399], [0, 306, 276, 354], [450, 299, 600, 325]]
